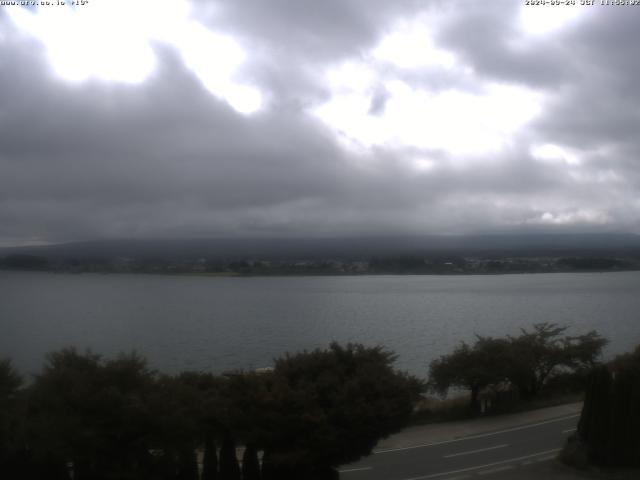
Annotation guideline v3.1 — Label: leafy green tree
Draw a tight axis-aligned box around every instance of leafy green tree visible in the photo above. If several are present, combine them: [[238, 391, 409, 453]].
[[26, 348, 102, 478], [429, 323, 607, 404], [27, 349, 158, 480], [145, 373, 213, 480], [429, 337, 510, 411], [160, 372, 227, 480], [506, 323, 607, 399], [3, 343, 422, 478], [256, 343, 423, 477], [218, 372, 273, 455]]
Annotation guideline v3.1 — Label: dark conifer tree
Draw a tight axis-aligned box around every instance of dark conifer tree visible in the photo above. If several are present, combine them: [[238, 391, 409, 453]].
[[159, 450, 179, 480], [241, 444, 260, 480], [259, 451, 275, 480], [176, 447, 199, 480], [219, 433, 241, 480], [0, 359, 24, 480], [202, 435, 218, 480], [26, 453, 69, 480], [574, 346, 640, 467], [579, 366, 612, 463]]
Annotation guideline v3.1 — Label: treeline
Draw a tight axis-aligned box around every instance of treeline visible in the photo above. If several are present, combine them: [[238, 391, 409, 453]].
[[428, 332, 640, 470], [0, 254, 50, 270], [2, 253, 639, 275], [0, 325, 624, 478], [0, 344, 422, 480], [428, 323, 608, 412]]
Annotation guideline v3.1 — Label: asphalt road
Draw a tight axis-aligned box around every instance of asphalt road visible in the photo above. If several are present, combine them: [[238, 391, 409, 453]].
[[339, 414, 579, 480]]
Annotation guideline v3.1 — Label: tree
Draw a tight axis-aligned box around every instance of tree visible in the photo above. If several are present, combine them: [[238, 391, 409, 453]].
[[429, 337, 510, 411], [219, 432, 241, 480], [241, 444, 260, 480], [429, 323, 608, 405], [506, 323, 607, 399], [147, 372, 222, 480], [256, 343, 423, 477], [26, 348, 103, 479], [572, 345, 640, 467], [0, 359, 24, 477], [202, 435, 218, 480], [26, 349, 158, 480], [1, 254, 48, 270], [2, 343, 421, 478], [176, 448, 198, 480], [0, 359, 21, 397]]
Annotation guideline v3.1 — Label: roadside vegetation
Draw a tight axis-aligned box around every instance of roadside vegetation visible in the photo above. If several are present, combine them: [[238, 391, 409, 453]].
[[561, 345, 640, 469], [0, 344, 422, 480], [418, 323, 607, 422], [2, 323, 632, 478]]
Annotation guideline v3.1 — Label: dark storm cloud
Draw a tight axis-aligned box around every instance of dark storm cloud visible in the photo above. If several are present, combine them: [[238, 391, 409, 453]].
[[205, 0, 419, 61], [534, 10, 640, 147], [0, 0, 639, 245], [0, 45, 350, 240]]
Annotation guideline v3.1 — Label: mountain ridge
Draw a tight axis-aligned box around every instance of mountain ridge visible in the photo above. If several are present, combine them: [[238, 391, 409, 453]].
[[2, 233, 640, 261]]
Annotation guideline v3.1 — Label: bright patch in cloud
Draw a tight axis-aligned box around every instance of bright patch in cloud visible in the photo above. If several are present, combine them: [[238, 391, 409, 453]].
[[326, 61, 378, 94], [413, 158, 437, 172], [5, 0, 263, 114], [315, 11, 542, 158], [537, 209, 610, 225], [372, 16, 457, 70], [519, 4, 587, 36], [531, 143, 581, 165], [315, 74, 541, 156], [170, 22, 263, 113], [6, 1, 156, 83]]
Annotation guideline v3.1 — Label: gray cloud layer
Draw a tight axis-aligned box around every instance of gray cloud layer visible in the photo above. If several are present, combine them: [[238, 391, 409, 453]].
[[0, 1, 639, 246]]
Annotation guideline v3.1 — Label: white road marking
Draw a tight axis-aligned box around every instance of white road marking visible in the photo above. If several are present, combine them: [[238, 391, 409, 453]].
[[375, 414, 579, 454], [339, 466, 373, 473], [400, 448, 561, 480], [533, 454, 557, 463], [562, 428, 577, 433], [443, 444, 508, 458], [477, 465, 514, 475]]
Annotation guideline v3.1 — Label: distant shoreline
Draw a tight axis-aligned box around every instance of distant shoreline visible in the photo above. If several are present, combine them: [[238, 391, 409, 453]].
[[2, 267, 640, 277]]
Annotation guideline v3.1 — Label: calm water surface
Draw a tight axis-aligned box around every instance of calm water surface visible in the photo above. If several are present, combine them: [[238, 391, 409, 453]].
[[2, 271, 640, 376]]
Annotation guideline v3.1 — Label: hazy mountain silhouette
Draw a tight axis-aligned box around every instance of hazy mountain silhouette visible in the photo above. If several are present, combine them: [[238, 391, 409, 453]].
[[2, 233, 640, 261]]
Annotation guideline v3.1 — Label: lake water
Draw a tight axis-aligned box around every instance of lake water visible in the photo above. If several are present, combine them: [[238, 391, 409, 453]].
[[1, 271, 640, 377]]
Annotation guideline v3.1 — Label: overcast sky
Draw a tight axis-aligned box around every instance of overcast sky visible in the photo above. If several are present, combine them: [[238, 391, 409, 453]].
[[0, 0, 639, 246]]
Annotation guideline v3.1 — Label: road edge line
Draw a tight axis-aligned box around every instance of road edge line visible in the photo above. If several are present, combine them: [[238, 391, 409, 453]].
[[401, 448, 562, 480], [375, 414, 579, 454]]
